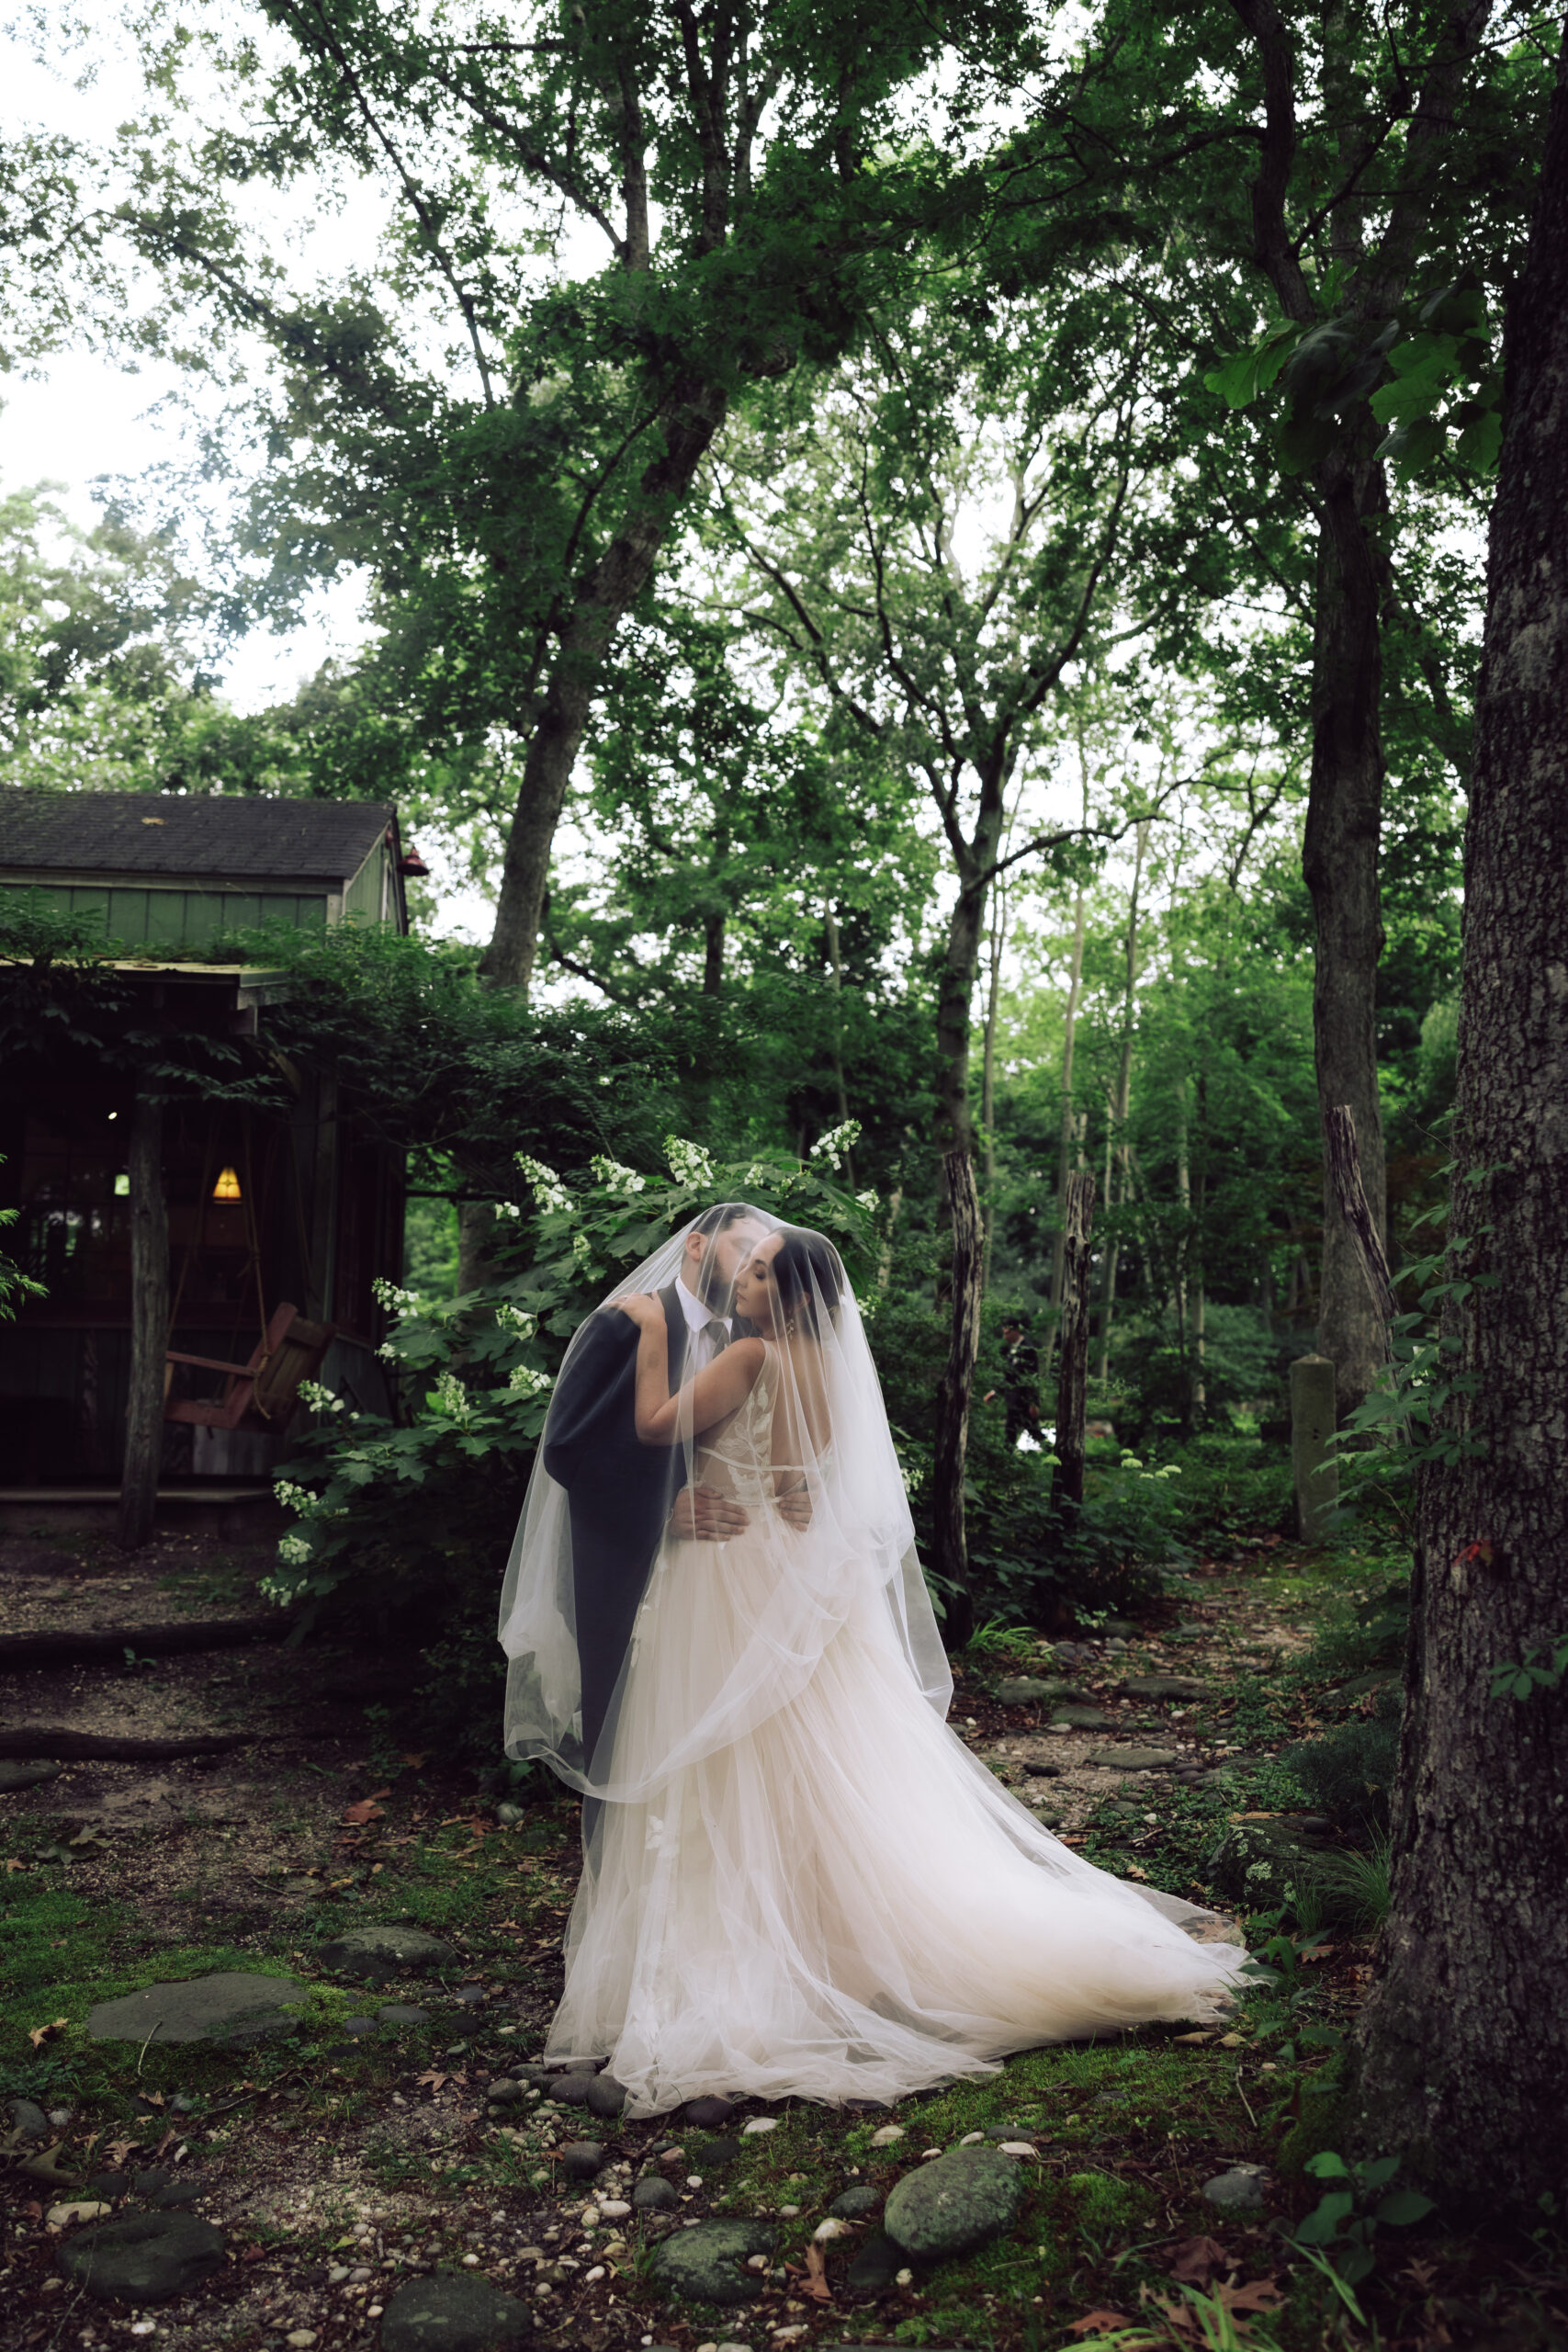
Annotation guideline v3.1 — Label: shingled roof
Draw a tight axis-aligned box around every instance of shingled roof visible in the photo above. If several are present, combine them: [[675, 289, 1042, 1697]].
[[0, 791, 396, 882]]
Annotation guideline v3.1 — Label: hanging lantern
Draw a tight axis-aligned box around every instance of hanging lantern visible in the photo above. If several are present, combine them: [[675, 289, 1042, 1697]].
[[212, 1166, 243, 1202]]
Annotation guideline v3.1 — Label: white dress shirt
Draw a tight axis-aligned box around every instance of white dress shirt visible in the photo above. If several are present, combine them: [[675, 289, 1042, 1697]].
[[675, 1270, 728, 1374]]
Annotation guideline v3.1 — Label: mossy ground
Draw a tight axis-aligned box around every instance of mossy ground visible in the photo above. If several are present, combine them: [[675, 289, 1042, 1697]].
[[3, 1511, 1564, 2352]]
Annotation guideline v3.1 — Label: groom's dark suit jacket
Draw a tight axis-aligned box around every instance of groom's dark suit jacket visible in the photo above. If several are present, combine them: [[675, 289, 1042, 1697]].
[[542, 1283, 711, 1771]]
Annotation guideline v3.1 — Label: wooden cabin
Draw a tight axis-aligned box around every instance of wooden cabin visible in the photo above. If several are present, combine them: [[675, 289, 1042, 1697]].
[[0, 790, 419, 1536]]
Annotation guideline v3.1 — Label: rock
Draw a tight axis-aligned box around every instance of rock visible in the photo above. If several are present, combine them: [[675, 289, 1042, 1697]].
[[487, 2080, 525, 2109], [633, 2176, 680, 2212], [1086, 1747, 1179, 1773], [596, 2198, 631, 2219], [8, 2098, 49, 2143], [829, 2186, 882, 2219], [883, 2146, 1024, 2264], [996, 1678, 1087, 1706], [559, 2142, 604, 2180], [0, 1760, 64, 1792], [682, 2095, 738, 2129], [584, 2074, 626, 2119], [1050, 1705, 1114, 1729], [377, 2004, 432, 2028], [843, 2228, 904, 2293], [1030, 1807, 1066, 1827], [57, 2212, 226, 2303], [48, 2201, 115, 2226], [740, 2116, 778, 2135], [547, 2073, 597, 2106], [650, 2217, 776, 2307], [1121, 1676, 1209, 1702], [1203, 1818, 1331, 1911], [86, 1972, 310, 2049], [342, 2017, 378, 2037], [379, 2272, 531, 2352], [1202, 2165, 1268, 2213], [870, 2123, 905, 2146], [453, 1984, 486, 2007], [693, 2135, 742, 2169], [1022, 1759, 1063, 1779], [315, 1926, 454, 1982]]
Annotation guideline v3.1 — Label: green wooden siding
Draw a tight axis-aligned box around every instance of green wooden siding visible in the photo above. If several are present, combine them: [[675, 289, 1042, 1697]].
[[344, 845, 387, 925], [0, 881, 329, 945]]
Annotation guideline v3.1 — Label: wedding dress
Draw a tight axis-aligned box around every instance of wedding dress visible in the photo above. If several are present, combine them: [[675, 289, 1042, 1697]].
[[539, 1341, 1249, 2117]]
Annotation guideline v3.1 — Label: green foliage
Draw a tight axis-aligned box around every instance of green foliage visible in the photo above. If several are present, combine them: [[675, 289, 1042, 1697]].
[[1490, 1635, 1568, 1703], [1314, 1836, 1394, 1935], [1284, 1695, 1402, 1838], [1291, 2150, 1435, 2309], [262, 1143, 874, 1755]]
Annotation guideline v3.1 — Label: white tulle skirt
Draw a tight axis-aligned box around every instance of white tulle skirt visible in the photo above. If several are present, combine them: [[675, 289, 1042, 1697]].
[[545, 1525, 1250, 2115]]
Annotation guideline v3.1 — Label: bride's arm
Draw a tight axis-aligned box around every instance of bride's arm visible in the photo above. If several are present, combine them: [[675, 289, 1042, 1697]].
[[616, 1297, 764, 1443]]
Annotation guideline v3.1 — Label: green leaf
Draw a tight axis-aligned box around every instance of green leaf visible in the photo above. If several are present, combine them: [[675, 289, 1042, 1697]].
[[1305, 2151, 1352, 2180], [1375, 2188, 1435, 2227]]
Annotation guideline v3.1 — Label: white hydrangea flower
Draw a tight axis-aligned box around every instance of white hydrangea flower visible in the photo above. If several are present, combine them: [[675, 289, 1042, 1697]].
[[589, 1154, 647, 1197], [376, 1340, 402, 1363], [274, 1534, 313, 1569], [298, 1379, 345, 1414], [855, 1189, 879, 1213], [433, 1371, 472, 1424], [495, 1304, 537, 1340], [809, 1118, 862, 1172], [273, 1478, 316, 1517], [372, 1276, 419, 1314], [514, 1154, 572, 1213], [508, 1365, 555, 1396], [571, 1231, 596, 1272], [495, 1200, 523, 1220], [743, 1160, 773, 1188], [665, 1135, 715, 1186]]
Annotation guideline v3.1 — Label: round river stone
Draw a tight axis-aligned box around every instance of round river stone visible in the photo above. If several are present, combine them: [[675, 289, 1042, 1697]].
[[380, 2272, 531, 2352], [883, 2145, 1024, 2263], [315, 1925, 454, 1980], [57, 2212, 226, 2302], [650, 2216, 776, 2306]]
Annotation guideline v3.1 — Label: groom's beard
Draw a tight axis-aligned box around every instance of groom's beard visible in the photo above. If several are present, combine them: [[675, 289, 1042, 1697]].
[[694, 1265, 736, 1319]]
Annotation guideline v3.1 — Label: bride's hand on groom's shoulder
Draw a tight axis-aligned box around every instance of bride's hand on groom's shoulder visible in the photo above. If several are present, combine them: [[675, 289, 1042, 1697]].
[[614, 1291, 663, 1331]]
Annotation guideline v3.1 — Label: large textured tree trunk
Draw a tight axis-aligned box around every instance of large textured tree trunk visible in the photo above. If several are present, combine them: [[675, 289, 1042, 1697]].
[[479, 381, 728, 991], [931, 1148, 981, 1650], [1304, 440, 1390, 1419], [1350, 26, 1568, 2204]]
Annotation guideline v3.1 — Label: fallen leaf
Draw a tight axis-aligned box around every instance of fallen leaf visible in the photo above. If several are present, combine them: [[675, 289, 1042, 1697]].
[[1071, 2313, 1137, 2335], [801, 2243, 832, 2303], [1222, 2279, 1284, 2315], [1172, 2032, 1212, 2046], [1168, 2237, 1231, 2285], [105, 2141, 140, 2167], [415, 2070, 449, 2094], [341, 1801, 387, 1826], [401, 1752, 430, 1767], [28, 2018, 68, 2049], [5, 1858, 28, 1874]]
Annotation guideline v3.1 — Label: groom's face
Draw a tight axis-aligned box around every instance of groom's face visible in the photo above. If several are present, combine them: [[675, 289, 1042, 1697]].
[[689, 1216, 766, 1311]]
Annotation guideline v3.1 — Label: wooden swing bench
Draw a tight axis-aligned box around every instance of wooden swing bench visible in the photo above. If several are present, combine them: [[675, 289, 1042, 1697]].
[[164, 1303, 337, 1433]]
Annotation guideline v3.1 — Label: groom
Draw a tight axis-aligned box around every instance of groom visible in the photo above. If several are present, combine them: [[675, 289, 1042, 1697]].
[[543, 1204, 803, 1774]]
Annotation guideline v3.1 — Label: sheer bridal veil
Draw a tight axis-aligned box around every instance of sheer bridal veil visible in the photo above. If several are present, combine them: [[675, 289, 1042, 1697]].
[[496, 1204, 951, 1803]]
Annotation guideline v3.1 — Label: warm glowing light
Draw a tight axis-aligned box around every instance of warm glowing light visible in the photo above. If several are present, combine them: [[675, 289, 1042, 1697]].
[[212, 1166, 243, 1202]]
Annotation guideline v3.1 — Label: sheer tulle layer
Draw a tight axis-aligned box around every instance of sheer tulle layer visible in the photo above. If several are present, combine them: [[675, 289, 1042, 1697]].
[[547, 1523, 1250, 2116]]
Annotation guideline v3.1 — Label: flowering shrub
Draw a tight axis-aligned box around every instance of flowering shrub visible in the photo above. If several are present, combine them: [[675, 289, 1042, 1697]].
[[263, 1144, 875, 1703]]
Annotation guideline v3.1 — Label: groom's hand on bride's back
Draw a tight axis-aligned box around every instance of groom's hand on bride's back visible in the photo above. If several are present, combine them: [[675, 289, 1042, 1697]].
[[669, 1485, 750, 1539], [776, 1488, 812, 1532]]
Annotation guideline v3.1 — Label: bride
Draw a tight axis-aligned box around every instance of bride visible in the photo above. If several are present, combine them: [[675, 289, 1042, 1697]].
[[498, 1206, 1247, 2118]]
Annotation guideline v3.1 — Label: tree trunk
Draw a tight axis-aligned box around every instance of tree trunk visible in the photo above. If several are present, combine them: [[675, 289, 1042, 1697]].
[[1096, 820, 1146, 1380], [931, 1147, 981, 1649], [479, 379, 728, 991], [1045, 879, 1088, 1369], [703, 908, 726, 997], [1053, 1169, 1097, 1514], [823, 900, 855, 1191], [979, 875, 1008, 1298], [1304, 435, 1391, 1421], [1350, 26, 1568, 2206], [118, 1090, 167, 1552]]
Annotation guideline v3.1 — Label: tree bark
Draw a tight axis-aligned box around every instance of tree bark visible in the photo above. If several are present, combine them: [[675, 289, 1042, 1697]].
[[1046, 879, 1088, 1370], [118, 1090, 167, 1553], [931, 1147, 982, 1648], [1096, 820, 1146, 1380], [979, 875, 1008, 1298], [1303, 434, 1391, 1420], [1350, 22, 1568, 2206], [1053, 1169, 1097, 1513], [479, 379, 728, 991]]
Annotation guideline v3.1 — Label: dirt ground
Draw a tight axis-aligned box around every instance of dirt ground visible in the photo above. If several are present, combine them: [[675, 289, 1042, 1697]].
[[2, 1526, 1562, 2352]]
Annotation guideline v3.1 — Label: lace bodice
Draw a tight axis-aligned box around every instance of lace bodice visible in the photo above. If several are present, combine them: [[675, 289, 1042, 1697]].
[[694, 1344, 822, 1510]]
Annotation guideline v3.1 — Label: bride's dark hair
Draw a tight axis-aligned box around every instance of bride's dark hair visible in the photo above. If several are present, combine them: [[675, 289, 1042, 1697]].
[[773, 1227, 843, 1337]]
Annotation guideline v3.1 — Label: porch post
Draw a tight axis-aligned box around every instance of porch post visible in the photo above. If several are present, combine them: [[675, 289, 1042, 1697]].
[[118, 1088, 168, 1550]]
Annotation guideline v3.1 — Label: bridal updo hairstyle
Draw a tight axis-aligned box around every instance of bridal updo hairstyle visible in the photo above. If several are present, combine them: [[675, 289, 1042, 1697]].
[[772, 1227, 843, 1337]]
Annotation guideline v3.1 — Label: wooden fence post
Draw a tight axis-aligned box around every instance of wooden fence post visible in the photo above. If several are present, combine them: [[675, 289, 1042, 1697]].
[[1053, 1168, 1097, 1512], [118, 1090, 168, 1552]]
